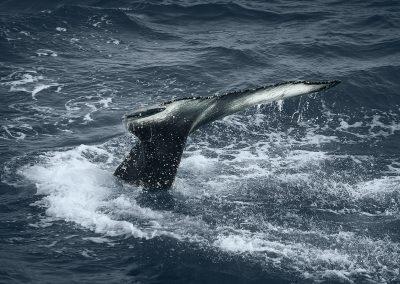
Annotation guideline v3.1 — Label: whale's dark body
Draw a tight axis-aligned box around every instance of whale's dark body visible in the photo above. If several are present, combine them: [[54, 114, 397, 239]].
[[114, 81, 340, 189]]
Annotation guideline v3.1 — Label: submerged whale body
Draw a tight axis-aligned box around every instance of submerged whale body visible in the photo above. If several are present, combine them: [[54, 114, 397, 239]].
[[114, 80, 340, 189]]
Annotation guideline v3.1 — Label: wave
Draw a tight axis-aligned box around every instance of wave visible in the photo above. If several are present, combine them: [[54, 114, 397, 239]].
[[0, 5, 176, 40], [354, 14, 399, 29], [0, 1, 332, 23], [195, 46, 266, 68], [127, 2, 331, 23], [53, 5, 172, 38], [279, 39, 400, 61]]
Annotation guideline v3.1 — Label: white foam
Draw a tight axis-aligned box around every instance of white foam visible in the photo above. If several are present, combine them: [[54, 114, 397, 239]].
[[32, 83, 59, 99], [2, 126, 26, 140], [20, 145, 145, 238], [83, 113, 93, 122], [319, 270, 352, 283], [333, 112, 400, 141], [19, 145, 202, 241], [276, 99, 284, 111], [65, 95, 113, 123], [213, 225, 400, 282], [107, 38, 120, 45], [214, 230, 354, 273], [90, 15, 111, 28], [215, 234, 284, 253], [99, 97, 112, 108], [81, 249, 92, 258], [353, 176, 400, 198], [82, 237, 112, 244], [180, 152, 217, 174], [36, 49, 58, 57], [5, 72, 41, 86], [19, 31, 30, 36], [1, 71, 60, 99], [339, 119, 363, 130]]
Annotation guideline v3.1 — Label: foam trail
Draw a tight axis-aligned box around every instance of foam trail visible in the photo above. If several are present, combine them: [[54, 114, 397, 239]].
[[19, 145, 199, 240], [20, 145, 151, 238]]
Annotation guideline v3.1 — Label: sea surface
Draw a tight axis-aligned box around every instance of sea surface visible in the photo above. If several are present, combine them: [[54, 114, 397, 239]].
[[1, 0, 400, 283]]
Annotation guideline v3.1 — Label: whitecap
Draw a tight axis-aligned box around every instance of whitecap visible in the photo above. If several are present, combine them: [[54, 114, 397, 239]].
[[36, 49, 58, 57], [1, 70, 60, 99], [31, 83, 60, 99]]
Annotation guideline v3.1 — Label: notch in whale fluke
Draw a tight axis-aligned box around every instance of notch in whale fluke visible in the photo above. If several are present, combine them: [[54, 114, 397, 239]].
[[115, 80, 340, 189]]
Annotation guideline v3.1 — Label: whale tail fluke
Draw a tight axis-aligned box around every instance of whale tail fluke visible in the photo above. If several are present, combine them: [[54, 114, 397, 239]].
[[115, 80, 340, 189]]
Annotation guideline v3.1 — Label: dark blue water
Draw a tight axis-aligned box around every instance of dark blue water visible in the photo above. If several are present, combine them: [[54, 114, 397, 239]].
[[1, 1, 399, 283]]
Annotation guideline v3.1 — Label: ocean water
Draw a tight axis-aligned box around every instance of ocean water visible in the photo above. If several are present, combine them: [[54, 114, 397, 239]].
[[1, 0, 399, 283]]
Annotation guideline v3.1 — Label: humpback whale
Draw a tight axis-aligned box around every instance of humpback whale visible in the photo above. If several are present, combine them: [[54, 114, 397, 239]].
[[115, 80, 340, 189]]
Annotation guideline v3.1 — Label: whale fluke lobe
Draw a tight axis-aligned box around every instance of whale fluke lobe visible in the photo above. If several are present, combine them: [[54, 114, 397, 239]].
[[114, 80, 340, 189]]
